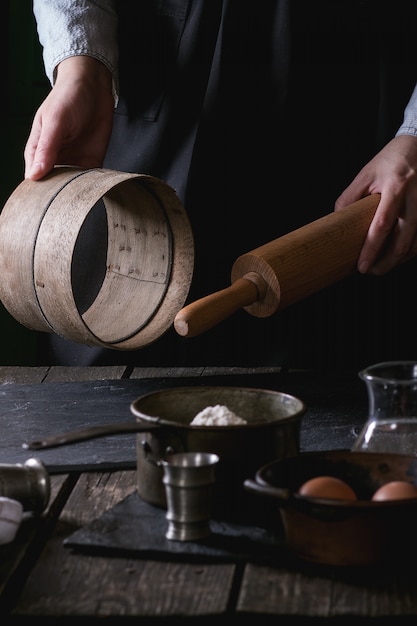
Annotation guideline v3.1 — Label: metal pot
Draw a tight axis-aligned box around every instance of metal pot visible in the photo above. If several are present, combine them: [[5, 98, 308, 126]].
[[244, 450, 417, 566], [130, 386, 306, 519]]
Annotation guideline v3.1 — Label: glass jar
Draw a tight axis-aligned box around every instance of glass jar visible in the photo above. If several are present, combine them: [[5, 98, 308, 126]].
[[352, 361, 417, 455]]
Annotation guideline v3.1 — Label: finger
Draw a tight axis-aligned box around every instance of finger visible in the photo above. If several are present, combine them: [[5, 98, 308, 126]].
[[357, 194, 402, 273], [23, 123, 41, 178], [26, 140, 59, 181], [366, 201, 417, 275], [24, 117, 63, 180]]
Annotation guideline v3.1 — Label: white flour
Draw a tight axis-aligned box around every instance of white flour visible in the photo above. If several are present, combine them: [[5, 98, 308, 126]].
[[190, 404, 247, 426]]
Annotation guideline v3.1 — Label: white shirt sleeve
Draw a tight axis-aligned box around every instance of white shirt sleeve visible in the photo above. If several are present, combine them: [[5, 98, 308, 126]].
[[396, 83, 417, 137], [33, 0, 119, 99]]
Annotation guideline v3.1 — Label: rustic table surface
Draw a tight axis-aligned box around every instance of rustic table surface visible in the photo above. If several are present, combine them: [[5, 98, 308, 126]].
[[0, 364, 416, 623]]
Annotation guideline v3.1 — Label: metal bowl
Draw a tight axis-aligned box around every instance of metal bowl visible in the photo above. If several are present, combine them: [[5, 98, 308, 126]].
[[245, 449, 417, 566], [130, 385, 306, 519]]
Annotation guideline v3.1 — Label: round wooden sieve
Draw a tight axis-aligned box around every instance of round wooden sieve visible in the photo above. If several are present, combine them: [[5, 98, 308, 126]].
[[0, 167, 194, 350]]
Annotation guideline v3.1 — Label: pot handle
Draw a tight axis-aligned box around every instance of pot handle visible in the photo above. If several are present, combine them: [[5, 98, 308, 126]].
[[22, 419, 161, 450], [244, 478, 291, 504]]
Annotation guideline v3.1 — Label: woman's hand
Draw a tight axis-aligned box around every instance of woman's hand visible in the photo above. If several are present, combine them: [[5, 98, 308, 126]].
[[335, 134, 417, 275], [24, 56, 115, 180]]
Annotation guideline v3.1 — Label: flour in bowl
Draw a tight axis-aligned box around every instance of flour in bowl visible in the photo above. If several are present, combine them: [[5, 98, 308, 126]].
[[190, 404, 247, 426]]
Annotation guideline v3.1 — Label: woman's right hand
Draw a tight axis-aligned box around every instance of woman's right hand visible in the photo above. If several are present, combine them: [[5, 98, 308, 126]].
[[24, 56, 115, 180]]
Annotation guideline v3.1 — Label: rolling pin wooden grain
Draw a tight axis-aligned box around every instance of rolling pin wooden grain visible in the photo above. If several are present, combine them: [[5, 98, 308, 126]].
[[174, 194, 381, 338]]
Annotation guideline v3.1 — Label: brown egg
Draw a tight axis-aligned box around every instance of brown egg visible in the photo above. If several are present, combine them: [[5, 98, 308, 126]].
[[298, 475, 357, 500], [371, 480, 417, 502]]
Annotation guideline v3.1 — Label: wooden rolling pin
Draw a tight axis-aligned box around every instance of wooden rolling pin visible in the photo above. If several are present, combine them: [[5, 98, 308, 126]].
[[174, 194, 381, 337]]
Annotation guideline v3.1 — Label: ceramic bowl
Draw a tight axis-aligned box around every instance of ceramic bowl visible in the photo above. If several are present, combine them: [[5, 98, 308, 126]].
[[244, 449, 417, 566]]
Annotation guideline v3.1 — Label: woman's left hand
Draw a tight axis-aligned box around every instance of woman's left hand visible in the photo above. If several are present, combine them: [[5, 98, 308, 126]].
[[335, 134, 417, 275]]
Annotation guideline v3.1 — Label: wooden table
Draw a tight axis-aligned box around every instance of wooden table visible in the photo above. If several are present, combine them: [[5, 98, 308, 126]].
[[0, 365, 416, 622]]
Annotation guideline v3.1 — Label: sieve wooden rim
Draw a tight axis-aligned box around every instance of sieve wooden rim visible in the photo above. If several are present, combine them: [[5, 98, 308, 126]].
[[0, 167, 194, 350]]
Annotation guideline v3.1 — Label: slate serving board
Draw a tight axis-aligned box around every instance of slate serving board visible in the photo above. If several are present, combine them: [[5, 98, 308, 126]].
[[0, 371, 368, 472], [64, 491, 285, 564]]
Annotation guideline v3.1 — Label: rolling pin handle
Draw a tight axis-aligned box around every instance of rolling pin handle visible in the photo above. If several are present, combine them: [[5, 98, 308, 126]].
[[174, 273, 266, 338]]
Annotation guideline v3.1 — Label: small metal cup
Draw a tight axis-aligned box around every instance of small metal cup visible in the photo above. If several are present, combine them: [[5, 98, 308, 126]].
[[160, 451, 219, 541]]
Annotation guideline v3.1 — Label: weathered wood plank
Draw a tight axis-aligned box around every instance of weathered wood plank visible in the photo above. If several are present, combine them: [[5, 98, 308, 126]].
[[130, 366, 205, 378], [237, 562, 417, 618], [0, 366, 49, 385], [12, 470, 235, 618], [60, 470, 138, 526], [14, 537, 235, 618], [130, 366, 282, 379], [237, 564, 333, 617], [44, 366, 128, 382], [202, 366, 282, 377]]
